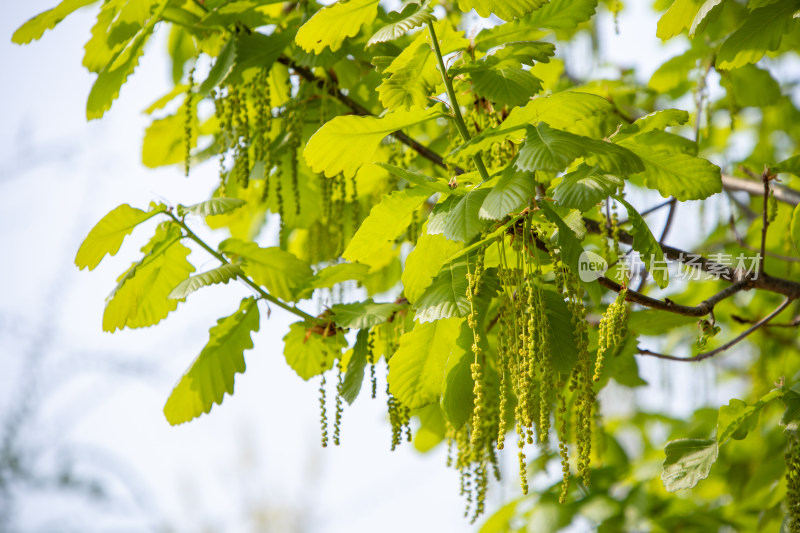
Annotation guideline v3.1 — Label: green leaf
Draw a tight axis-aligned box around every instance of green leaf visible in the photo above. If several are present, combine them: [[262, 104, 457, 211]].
[[377, 20, 467, 110], [428, 188, 492, 242], [471, 65, 543, 108], [781, 383, 800, 430], [305, 106, 443, 178], [103, 222, 195, 332], [225, 31, 295, 85], [387, 318, 465, 409], [656, 0, 703, 40], [489, 41, 555, 65], [792, 203, 800, 257], [648, 47, 706, 94], [516, 123, 643, 175], [402, 231, 464, 303], [12, 0, 97, 44], [616, 197, 669, 289], [474, 0, 598, 50], [414, 260, 500, 322], [539, 202, 601, 302], [367, 3, 436, 46], [176, 198, 247, 218], [86, 0, 168, 120], [542, 286, 580, 374], [341, 329, 370, 404], [553, 164, 623, 212], [440, 324, 475, 429], [198, 38, 236, 96], [456, 0, 548, 22], [618, 139, 722, 201], [343, 188, 431, 266], [308, 263, 372, 290], [661, 438, 719, 492], [142, 110, 192, 168], [721, 64, 782, 108], [168, 264, 243, 300], [716, 0, 800, 69], [75, 203, 166, 271], [614, 109, 691, 141], [775, 154, 800, 177], [283, 322, 348, 380], [479, 165, 536, 220], [295, 0, 380, 54], [689, 0, 725, 36], [716, 388, 783, 445], [163, 297, 259, 425], [219, 239, 313, 302], [451, 92, 615, 162], [331, 299, 404, 329], [375, 163, 466, 196]]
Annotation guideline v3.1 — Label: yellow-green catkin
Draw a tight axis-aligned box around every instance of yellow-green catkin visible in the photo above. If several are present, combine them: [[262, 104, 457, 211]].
[[213, 88, 230, 195], [335, 175, 347, 255], [786, 433, 800, 532], [594, 288, 628, 382], [350, 175, 360, 236], [255, 68, 272, 200], [287, 79, 303, 216], [768, 192, 778, 223], [556, 381, 570, 503], [334, 360, 344, 446], [600, 199, 612, 261], [466, 253, 486, 448], [230, 85, 250, 188], [611, 201, 621, 258], [183, 64, 195, 177], [566, 272, 593, 487], [367, 330, 377, 399], [319, 356, 328, 448]]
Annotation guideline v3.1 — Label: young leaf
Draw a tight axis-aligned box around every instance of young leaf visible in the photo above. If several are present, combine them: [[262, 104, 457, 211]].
[[716, 0, 799, 69], [402, 232, 464, 303], [516, 122, 643, 175], [716, 388, 783, 445], [613, 109, 691, 141], [86, 0, 168, 120], [219, 239, 313, 302], [616, 197, 669, 289], [656, 0, 703, 41], [176, 198, 247, 218], [103, 223, 195, 332], [168, 264, 243, 300], [331, 299, 404, 329], [440, 348, 473, 430], [197, 38, 236, 96], [792, 203, 800, 257], [662, 438, 719, 492], [341, 329, 370, 404], [619, 139, 722, 201], [295, 0, 380, 54], [414, 260, 500, 322], [367, 3, 436, 46], [553, 164, 623, 213], [387, 318, 465, 409], [776, 154, 800, 177], [451, 92, 615, 161], [163, 297, 260, 425], [427, 188, 491, 242], [283, 322, 348, 380], [304, 107, 442, 178], [12, 0, 97, 45], [721, 64, 781, 108], [474, 0, 598, 50], [541, 286, 580, 374], [75, 203, 166, 270], [479, 165, 536, 220], [343, 188, 431, 266], [375, 163, 466, 196], [470, 65, 543, 108], [456, 0, 548, 22], [308, 263, 372, 290]]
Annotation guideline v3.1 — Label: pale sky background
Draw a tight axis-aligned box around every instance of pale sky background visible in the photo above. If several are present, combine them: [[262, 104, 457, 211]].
[[0, 2, 740, 532]]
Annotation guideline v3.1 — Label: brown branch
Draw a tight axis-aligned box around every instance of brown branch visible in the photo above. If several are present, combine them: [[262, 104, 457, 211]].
[[637, 297, 794, 362], [722, 175, 800, 207], [760, 169, 772, 275], [598, 277, 748, 317]]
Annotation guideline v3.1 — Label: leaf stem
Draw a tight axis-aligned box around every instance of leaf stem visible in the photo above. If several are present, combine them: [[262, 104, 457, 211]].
[[425, 20, 491, 183], [167, 212, 319, 323]]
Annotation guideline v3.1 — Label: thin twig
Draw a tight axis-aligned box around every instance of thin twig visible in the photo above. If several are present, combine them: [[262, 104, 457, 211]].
[[760, 169, 771, 276], [722, 175, 800, 207], [637, 297, 794, 362]]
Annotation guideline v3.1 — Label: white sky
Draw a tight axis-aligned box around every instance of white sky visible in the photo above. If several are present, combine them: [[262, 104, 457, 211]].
[[0, 2, 719, 533]]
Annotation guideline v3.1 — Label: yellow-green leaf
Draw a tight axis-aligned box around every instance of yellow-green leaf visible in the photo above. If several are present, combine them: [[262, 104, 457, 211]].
[[168, 264, 243, 300], [387, 318, 465, 409], [305, 106, 443, 178], [456, 0, 548, 22], [163, 297, 259, 425], [103, 223, 195, 332], [343, 188, 432, 266], [402, 231, 464, 304], [75, 203, 166, 271], [283, 322, 348, 380], [219, 239, 313, 302], [716, 0, 800, 69], [12, 0, 97, 44], [295, 0, 380, 54]]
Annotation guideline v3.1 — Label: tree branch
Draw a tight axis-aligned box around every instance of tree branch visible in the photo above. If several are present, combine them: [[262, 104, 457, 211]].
[[637, 297, 794, 362], [722, 174, 800, 206]]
